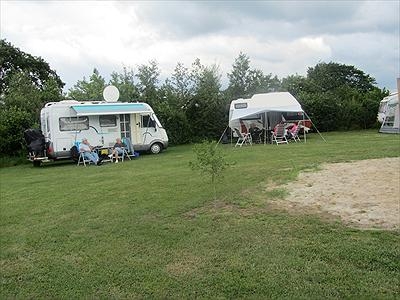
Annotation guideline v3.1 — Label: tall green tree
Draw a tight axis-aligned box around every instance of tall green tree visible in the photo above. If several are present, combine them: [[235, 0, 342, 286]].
[[156, 63, 194, 145], [307, 62, 377, 93], [0, 40, 64, 156], [109, 67, 139, 102], [67, 68, 106, 100], [170, 62, 194, 104], [226, 52, 251, 99], [281, 74, 309, 98], [187, 59, 225, 141], [136, 60, 160, 107], [1, 72, 63, 155], [227, 52, 281, 100], [0, 39, 64, 94], [295, 62, 385, 131]]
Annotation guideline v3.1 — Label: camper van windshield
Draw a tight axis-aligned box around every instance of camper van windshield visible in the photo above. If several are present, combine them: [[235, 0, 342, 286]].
[[59, 117, 89, 131], [142, 115, 156, 128]]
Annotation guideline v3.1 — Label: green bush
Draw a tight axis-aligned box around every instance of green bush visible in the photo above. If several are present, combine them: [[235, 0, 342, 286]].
[[0, 106, 34, 156]]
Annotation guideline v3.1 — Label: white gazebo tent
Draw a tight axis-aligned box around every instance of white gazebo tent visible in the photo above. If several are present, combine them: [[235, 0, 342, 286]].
[[228, 92, 310, 143]]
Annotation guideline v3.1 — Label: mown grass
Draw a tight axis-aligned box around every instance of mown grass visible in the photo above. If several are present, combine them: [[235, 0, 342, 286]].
[[1, 130, 399, 298]]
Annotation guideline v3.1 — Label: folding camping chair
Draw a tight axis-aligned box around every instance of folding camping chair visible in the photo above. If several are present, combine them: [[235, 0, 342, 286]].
[[289, 122, 301, 142], [271, 123, 288, 145], [234, 128, 252, 147], [74, 141, 92, 166], [121, 137, 136, 160]]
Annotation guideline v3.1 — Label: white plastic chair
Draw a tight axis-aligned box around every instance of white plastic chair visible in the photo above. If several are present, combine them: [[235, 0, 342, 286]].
[[290, 124, 301, 142], [271, 124, 288, 145], [234, 128, 252, 147]]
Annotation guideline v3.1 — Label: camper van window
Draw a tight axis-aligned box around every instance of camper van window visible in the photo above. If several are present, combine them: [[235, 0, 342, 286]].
[[99, 115, 117, 127], [141, 115, 156, 128], [59, 117, 89, 131]]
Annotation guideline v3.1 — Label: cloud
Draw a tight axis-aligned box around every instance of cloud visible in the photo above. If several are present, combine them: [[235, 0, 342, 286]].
[[129, 1, 361, 39], [1, 0, 399, 92]]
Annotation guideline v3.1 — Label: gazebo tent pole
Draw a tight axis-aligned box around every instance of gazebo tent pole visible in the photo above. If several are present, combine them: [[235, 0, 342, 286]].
[[303, 111, 306, 143], [304, 112, 326, 142], [217, 125, 229, 145], [264, 112, 268, 145]]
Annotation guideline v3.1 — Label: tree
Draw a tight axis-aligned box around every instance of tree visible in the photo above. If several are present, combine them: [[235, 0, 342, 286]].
[[0, 39, 64, 95], [170, 62, 195, 104], [227, 52, 282, 99], [226, 52, 251, 99], [189, 141, 232, 199], [281, 74, 309, 98], [361, 87, 388, 129], [186, 59, 225, 141], [67, 68, 106, 100], [281, 62, 385, 131], [136, 60, 160, 107], [109, 67, 139, 102], [307, 62, 376, 93], [156, 63, 195, 145], [0, 40, 64, 156]]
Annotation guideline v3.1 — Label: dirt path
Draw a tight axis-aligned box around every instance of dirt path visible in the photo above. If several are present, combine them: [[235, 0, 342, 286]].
[[278, 157, 400, 230]]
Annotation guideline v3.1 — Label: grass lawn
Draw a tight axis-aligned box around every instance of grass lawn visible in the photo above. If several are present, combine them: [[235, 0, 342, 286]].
[[1, 130, 399, 298]]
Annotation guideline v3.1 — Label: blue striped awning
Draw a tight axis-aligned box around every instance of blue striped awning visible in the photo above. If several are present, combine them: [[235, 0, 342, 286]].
[[71, 103, 151, 116]]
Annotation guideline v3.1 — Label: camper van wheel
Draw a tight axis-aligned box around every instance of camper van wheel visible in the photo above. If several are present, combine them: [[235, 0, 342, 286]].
[[150, 143, 162, 154], [33, 160, 41, 167]]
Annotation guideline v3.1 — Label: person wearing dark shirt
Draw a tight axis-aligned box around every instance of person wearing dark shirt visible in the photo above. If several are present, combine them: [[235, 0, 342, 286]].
[[109, 138, 127, 163]]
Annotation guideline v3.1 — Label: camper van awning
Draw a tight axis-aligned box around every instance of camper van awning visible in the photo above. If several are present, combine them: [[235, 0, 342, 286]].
[[71, 103, 152, 116]]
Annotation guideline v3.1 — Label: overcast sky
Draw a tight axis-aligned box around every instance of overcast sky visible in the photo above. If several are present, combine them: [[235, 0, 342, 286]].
[[1, 0, 399, 93]]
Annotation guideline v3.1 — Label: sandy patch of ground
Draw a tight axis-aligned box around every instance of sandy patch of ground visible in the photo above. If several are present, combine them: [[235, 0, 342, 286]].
[[277, 157, 400, 230]]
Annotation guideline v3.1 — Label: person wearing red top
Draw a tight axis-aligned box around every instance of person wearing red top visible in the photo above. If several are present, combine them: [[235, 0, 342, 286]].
[[240, 120, 248, 134], [286, 122, 299, 139]]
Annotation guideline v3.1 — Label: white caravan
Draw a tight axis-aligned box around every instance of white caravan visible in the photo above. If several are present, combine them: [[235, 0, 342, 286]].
[[27, 100, 168, 165], [378, 92, 399, 133]]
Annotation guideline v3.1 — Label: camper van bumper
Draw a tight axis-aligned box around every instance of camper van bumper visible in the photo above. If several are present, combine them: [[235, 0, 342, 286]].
[[27, 155, 49, 162]]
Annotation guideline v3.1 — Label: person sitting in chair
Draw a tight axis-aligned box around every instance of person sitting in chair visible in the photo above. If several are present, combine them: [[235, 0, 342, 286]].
[[79, 138, 102, 165], [273, 121, 284, 135], [286, 122, 299, 139], [249, 123, 261, 143], [239, 120, 248, 134], [109, 138, 127, 164]]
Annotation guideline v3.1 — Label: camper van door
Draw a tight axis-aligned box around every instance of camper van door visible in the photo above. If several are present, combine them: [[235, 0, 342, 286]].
[[141, 114, 157, 145]]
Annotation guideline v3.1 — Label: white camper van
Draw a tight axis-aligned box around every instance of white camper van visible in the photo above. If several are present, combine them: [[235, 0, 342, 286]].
[[25, 100, 168, 165]]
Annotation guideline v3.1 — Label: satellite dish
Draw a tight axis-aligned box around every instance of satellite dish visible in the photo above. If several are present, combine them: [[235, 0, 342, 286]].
[[103, 85, 120, 102]]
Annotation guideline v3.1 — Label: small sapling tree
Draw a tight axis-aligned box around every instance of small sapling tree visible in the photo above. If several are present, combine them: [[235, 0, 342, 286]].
[[189, 140, 232, 199]]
